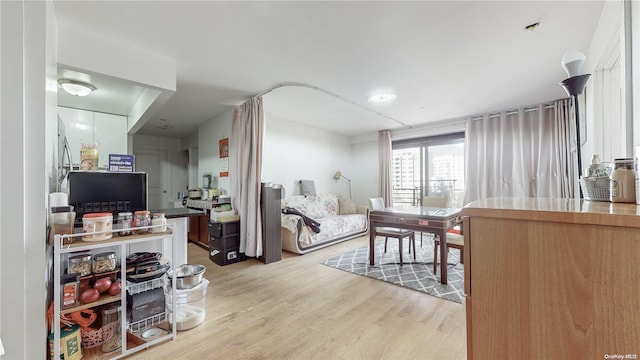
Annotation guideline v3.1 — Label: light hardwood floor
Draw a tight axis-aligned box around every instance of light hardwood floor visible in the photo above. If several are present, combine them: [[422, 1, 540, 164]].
[[128, 236, 467, 359]]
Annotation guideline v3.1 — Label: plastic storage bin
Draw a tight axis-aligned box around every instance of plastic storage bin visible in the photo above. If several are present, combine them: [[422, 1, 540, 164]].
[[165, 278, 208, 331]]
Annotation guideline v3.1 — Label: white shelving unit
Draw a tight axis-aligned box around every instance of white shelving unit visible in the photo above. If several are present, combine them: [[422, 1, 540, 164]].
[[51, 225, 177, 360]]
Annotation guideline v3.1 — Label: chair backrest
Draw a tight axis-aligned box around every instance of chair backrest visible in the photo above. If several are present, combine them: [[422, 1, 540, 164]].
[[422, 196, 447, 208], [368, 197, 385, 210]]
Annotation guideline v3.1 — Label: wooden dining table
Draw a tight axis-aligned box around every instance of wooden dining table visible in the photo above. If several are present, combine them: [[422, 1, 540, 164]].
[[369, 205, 462, 285]]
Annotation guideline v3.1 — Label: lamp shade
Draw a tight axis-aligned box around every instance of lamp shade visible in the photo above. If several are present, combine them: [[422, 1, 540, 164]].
[[58, 79, 96, 96], [560, 74, 591, 97], [333, 171, 342, 180]]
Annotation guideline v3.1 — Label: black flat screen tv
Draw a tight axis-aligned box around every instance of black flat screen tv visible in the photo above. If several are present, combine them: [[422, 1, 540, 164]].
[[65, 171, 147, 225]]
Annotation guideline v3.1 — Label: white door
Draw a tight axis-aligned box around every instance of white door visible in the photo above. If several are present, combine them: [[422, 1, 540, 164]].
[[134, 148, 170, 210]]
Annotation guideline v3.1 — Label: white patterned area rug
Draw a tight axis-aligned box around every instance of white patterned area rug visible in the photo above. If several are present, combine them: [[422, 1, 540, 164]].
[[322, 236, 464, 304]]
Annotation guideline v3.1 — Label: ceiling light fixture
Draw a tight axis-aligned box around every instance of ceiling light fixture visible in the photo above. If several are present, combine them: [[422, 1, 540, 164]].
[[58, 79, 96, 96], [368, 92, 397, 104]]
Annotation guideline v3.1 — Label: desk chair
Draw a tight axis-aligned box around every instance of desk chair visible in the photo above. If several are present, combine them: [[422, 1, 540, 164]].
[[368, 197, 416, 266]]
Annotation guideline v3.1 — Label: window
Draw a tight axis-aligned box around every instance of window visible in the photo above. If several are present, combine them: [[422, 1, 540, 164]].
[[392, 133, 465, 207]]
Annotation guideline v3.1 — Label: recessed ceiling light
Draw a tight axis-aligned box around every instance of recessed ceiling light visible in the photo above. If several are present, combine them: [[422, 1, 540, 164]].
[[368, 92, 397, 104], [156, 124, 173, 130], [58, 79, 96, 96]]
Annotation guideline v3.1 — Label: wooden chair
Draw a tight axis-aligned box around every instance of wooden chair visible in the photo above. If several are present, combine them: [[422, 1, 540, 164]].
[[421, 196, 464, 273], [368, 197, 416, 266], [433, 232, 464, 274]]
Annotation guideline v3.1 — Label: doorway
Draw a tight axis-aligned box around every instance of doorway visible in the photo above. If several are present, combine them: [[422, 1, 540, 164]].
[[134, 147, 170, 210]]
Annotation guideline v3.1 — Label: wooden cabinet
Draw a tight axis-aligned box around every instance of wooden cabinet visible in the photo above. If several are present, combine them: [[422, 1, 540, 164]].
[[188, 214, 210, 249], [462, 198, 640, 360]]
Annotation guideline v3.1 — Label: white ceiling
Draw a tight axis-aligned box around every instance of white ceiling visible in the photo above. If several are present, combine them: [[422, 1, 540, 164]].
[[53, 1, 605, 139]]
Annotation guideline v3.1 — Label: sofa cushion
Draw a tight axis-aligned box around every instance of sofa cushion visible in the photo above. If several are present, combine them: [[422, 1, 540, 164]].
[[283, 193, 339, 219], [338, 199, 357, 215]]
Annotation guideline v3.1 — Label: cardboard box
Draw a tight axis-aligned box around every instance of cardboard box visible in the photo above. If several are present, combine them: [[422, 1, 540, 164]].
[[109, 154, 135, 172]]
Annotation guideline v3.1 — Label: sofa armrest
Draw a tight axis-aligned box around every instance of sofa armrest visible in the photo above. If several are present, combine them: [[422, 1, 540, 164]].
[[281, 213, 303, 235], [356, 205, 369, 217]]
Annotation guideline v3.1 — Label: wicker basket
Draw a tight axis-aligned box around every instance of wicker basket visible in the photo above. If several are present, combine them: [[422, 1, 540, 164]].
[[579, 176, 610, 201]]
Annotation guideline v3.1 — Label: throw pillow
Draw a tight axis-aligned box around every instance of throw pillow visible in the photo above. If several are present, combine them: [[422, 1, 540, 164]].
[[339, 199, 357, 215], [299, 180, 316, 196]]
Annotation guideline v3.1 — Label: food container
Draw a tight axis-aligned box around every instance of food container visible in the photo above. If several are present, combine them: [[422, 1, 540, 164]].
[[133, 210, 151, 234], [151, 213, 167, 233], [610, 158, 636, 203], [188, 188, 202, 199], [101, 304, 122, 353], [49, 209, 76, 245], [165, 278, 208, 330], [93, 251, 117, 274], [48, 324, 83, 360], [67, 253, 92, 276], [82, 212, 113, 241], [166, 264, 206, 289], [61, 273, 80, 309], [118, 212, 133, 236]]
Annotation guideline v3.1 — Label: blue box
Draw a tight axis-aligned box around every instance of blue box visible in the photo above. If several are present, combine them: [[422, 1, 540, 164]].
[[108, 154, 135, 172]]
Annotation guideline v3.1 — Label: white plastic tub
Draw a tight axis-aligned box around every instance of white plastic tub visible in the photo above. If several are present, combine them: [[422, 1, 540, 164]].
[[165, 278, 208, 331]]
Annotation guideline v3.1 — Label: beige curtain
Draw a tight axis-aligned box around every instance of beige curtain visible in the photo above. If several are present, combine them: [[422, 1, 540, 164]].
[[230, 97, 264, 257], [464, 100, 574, 204], [378, 130, 393, 206]]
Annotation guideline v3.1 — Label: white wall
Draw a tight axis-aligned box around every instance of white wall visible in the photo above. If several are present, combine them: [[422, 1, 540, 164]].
[[198, 109, 233, 194], [583, 0, 626, 164], [132, 134, 189, 202], [262, 116, 360, 203], [0, 1, 53, 358], [351, 140, 380, 206]]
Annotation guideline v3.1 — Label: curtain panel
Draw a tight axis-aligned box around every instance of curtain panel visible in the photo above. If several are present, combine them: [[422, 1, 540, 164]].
[[464, 99, 574, 204], [230, 97, 264, 257], [378, 130, 393, 206]]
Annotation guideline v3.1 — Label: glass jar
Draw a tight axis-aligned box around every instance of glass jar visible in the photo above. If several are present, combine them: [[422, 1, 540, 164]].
[[151, 212, 167, 233], [101, 304, 121, 353], [610, 158, 636, 203], [67, 253, 92, 276], [93, 251, 117, 274], [133, 210, 151, 234], [118, 212, 133, 236]]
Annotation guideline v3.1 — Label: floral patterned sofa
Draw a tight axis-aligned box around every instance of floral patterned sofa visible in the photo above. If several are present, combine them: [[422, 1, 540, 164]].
[[281, 193, 369, 254]]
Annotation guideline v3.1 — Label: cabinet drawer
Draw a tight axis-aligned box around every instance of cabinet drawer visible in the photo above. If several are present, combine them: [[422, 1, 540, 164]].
[[209, 235, 240, 251], [207, 220, 239, 238], [209, 247, 246, 266]]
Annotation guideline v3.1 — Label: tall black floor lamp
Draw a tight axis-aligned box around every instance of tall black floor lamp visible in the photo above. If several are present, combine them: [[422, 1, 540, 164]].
[[559, 50, 591, 197]]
